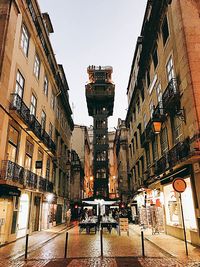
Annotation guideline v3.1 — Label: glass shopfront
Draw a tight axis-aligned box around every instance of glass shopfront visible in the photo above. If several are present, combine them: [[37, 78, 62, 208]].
[[135, 189, 165, 233], [163, 177, 197, 230]]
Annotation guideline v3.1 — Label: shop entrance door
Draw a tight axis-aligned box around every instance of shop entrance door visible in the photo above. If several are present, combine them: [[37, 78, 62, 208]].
[[34, 198, 40, 231], [56, 204, 62, 225], [17, 193, 29, 238]]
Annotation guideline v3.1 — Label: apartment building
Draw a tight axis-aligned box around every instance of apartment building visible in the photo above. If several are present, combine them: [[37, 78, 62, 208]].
[[71, 125, 92, 199], [113, 119, 129, 203], [126, 0, 200, 245], [108, 131, 118, 199], [0, 0, 73, 245]]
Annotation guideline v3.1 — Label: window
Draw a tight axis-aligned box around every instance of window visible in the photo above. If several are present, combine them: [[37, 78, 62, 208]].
[[24, 140, 33, 170], [172, 117, 183, 144], [152, 47, 158, 69], [137, 162, 140, 178], [166, 56, 175, 82], [46, 158, 50, 180], [149, 100, 154, 118], [162, 16, 169, 45], [129, 144, 133, 158], [131, 138, 135, 154], [156, 83, 162, 104], [41, 110, 46, 130], [143, 114, 147, 129], [37, 150, 43, 176], [20, 24, 29, 56], [152, 137, 158, 162], [160, 126, 169, 154], [7, 125, 19, 162], [51, 92, 55, 109], [15, 71, 25, 98], [140, 156, 144, 176], [145, 144, 151, 167], [134, 132, 138, 149], [33, 54, 40, 79], [43, 75, 48, 96], [49, 123, 53, 139], [30, 94, 37, 116], [96, 168, 106, 179], [136, 98, 140, 113], [146, 69, 151, 88]]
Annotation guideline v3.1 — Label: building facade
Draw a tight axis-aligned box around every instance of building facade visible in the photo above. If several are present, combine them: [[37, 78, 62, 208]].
[[71, 125, 92, 199], [113, 119, 129, 203], [85, 66, 115, 198], [108, 131, 118, 199], [0, 0, 73, 245], [126, 0, 200, 245]]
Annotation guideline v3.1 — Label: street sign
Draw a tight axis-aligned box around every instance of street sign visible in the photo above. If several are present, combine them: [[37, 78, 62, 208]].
[[172, 178, 187, 193]]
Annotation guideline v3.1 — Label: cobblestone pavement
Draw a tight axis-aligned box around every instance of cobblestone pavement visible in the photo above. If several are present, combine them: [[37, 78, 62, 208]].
[[0, 224, 200, 266], [0, 257, 200, 267]]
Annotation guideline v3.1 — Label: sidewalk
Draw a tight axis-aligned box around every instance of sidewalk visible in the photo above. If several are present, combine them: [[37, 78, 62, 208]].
[[129, 224, 200, 262], [0, 222, 74, 260]]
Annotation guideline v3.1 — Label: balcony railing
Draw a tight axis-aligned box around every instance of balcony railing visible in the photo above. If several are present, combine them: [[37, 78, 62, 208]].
[[0, 160, 54, 193], [155, 155, 168, 176], [29, 114, 43, 140], [140, 119, 155, 147], [38, 177, 47, 192], [162, 78, 180, 112], [10, 94, 30, 125], [25, 170, 38, 189], [155, 139, 190, 176], [0, 160, 24, 185], [168, 139, 190, 168], [10, 94, 56, 154]]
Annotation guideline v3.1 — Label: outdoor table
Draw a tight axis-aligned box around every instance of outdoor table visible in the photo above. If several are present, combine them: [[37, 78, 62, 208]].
[[100, 219, 118, 233], [79, 218, 98, 234]]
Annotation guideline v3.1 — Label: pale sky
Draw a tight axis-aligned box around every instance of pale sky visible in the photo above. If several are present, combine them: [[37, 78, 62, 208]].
[[39, 0, 147, 129]]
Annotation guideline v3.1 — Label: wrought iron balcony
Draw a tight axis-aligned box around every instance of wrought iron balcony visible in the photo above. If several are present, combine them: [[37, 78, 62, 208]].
[[38, 176, 47, 192], [29, 114, 43, 140], [25, 170, 38, 189], [162, 78, 180, 113], [10, 94, 56, 154], [0, 160, 55, 193], [168, 139, 190, 168], [0, 160, 24, 185], [10, 94, 30, 125], [155, 155, 168, 176], [140, 119, 155, 147]]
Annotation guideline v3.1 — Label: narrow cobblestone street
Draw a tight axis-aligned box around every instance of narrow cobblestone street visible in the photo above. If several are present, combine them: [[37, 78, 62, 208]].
[[0, 224, 200, 266]]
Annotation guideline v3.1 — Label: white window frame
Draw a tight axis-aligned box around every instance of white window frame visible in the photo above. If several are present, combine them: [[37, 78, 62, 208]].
[[20, 24, 29, 56], [33, 54, 40, 79]]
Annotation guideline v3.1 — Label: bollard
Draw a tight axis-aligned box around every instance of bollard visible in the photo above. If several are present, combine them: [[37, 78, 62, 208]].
[[100, 229, 103, 257], [25, 234, 29, 260], [64, 231, 68, 259], [141, 231, 145, 257]]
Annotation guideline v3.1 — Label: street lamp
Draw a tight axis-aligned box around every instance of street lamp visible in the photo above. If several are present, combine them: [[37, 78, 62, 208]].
[[152, 120, 162, 134], [151, 105, 185, 134]]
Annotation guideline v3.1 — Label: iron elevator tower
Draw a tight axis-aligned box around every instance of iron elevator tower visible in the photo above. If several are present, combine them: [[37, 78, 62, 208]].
[[85, 66, 115, 198]]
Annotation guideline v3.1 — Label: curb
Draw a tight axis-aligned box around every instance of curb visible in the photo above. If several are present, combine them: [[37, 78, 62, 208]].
[[129, 227, 176, 258], [5, 223, 74, 260]]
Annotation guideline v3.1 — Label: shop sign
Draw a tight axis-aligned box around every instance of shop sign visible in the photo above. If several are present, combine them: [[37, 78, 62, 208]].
[[35, 160, 43, 169], [172, 178, 187, 193], [0, 185, 21, 197]]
